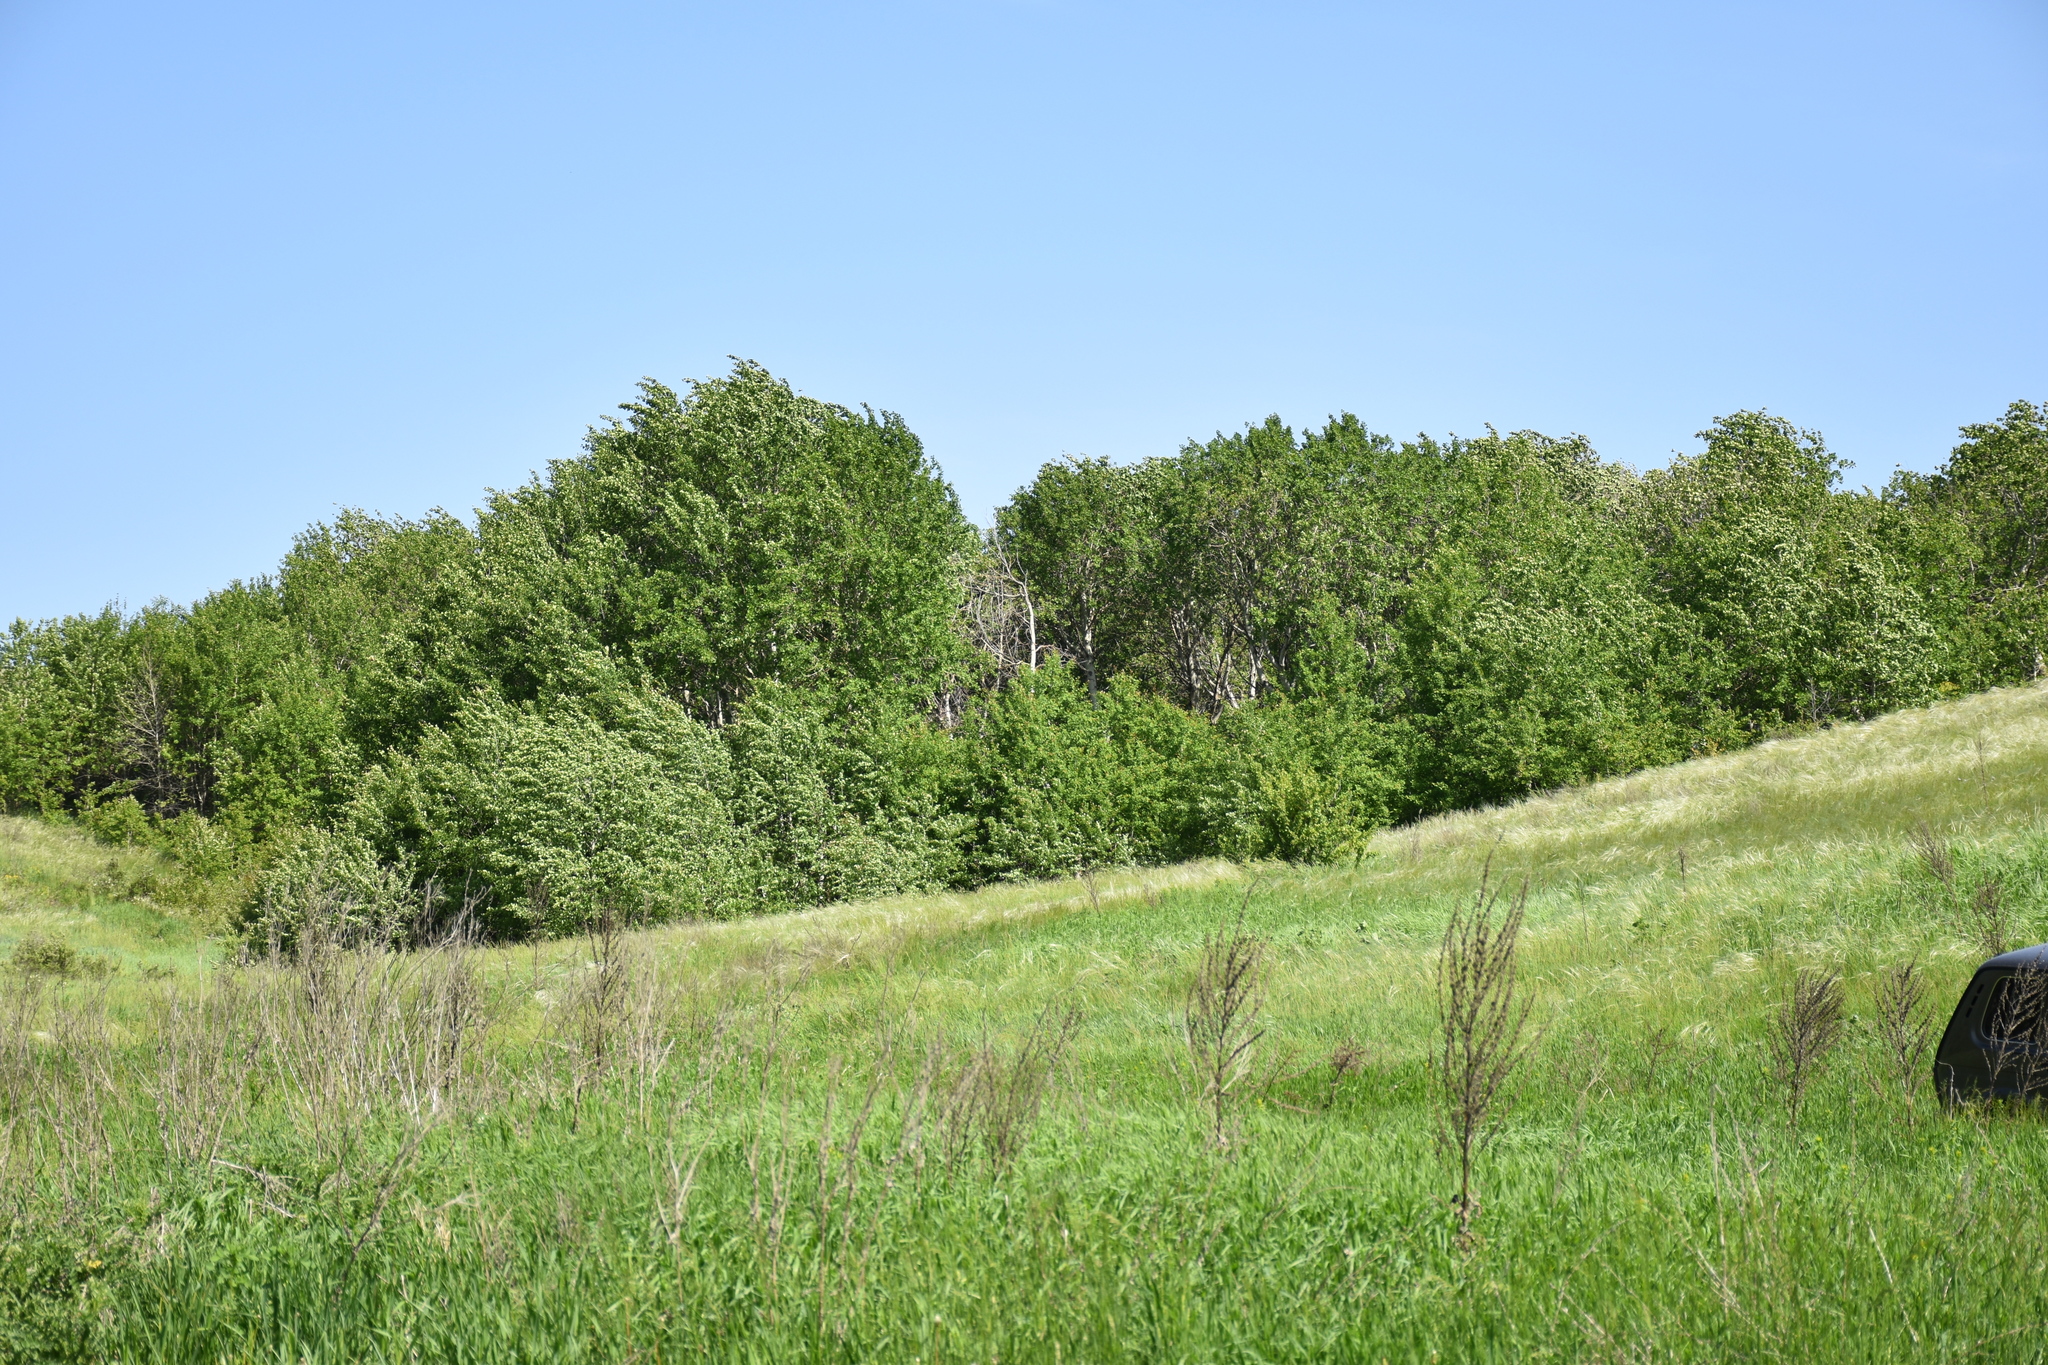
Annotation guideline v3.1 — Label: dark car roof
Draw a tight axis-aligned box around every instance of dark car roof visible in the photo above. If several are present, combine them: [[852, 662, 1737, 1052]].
[[1978, 943, 2048, 972]]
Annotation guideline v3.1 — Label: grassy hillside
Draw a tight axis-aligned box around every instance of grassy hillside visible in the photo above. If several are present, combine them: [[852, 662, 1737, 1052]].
[[0, 818, 211, 979], [7, 682, 2048, 1362]]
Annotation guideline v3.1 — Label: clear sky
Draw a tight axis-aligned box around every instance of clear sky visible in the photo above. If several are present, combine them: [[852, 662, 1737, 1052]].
[[3, 0, 2044, 624]]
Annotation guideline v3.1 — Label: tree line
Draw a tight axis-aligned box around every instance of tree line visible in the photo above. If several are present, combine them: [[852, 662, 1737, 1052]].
[[3, 361, 2043, 937]]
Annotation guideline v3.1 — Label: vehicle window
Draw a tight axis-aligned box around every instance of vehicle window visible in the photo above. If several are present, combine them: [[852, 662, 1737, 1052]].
[[1984, 973, 2048, 1042]]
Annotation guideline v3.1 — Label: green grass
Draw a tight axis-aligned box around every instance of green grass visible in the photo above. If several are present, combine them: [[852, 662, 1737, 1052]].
[[9, 683, 2048, 1361], [0, 816, 211, 979]]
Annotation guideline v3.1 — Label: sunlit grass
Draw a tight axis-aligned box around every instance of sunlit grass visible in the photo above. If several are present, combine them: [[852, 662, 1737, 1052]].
[[0, 815, 205, 978], [7, 681, 2048, 1360]]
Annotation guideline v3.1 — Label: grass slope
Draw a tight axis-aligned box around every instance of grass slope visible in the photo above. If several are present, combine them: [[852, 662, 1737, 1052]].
[[7, 682, 2048, 1362], [0, 818, 209, 976]]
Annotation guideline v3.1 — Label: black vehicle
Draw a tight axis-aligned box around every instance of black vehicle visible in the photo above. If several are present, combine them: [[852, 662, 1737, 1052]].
[[1933, 944, 2048, 1102]]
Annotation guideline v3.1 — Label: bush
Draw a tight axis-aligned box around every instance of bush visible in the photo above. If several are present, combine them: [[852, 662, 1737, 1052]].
[[10, 933, 78, 976], [78, 794, 152, 847], [350, 692, 746, 936], [150, 813, 259, 918], [0, 1225, 121, 1362], [6, 933, 112, 977], [726, 683, 970, 908], [965, 667, 1218, 879], [247, 827, 415, 949], [1210, 693, 1396, 862]]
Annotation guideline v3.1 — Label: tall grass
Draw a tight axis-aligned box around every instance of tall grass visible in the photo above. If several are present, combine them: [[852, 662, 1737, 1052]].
[[5, 682, 2048, 1361]]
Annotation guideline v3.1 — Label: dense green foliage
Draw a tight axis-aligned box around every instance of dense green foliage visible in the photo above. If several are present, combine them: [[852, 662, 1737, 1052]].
[[3, 364, 2045, 933]]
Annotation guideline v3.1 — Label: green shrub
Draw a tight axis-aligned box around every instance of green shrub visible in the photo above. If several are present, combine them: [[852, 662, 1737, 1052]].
[[1210, 693, 1397, 862], [149, 813, 258, 917], [10, 933, 118, 978], [965, 666, 1218, 878], [246, 826, 415, 949], [78, 793, 152, 847], [726, 683, 969, 908], [351, 692, 746, 936], [0, 1224, 120, 1362], [10, 933, 77, 975]]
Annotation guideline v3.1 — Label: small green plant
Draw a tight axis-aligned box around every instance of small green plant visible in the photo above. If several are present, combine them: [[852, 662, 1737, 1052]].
[[10, 933, 78, 976]]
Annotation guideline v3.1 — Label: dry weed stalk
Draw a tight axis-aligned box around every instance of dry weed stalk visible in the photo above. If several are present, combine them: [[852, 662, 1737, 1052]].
[[1434, 870, 1535, 1245], [146, 970, 260, 1167], [742, 967, 811, 1294], [1983, 958, 2048, 1098], [1548, 1031, 1608, 1203], [0, 972, 123, 1206], [0, 972, 51, 1197], [1640, 1023, 1678, 1089], [1324, 1038, 1368, 1109], [1911, 821, 1956, 896], [819, 1010, 960, 1320], [649, 1002, 741, 1249], [1184, 900, 1267, 1147], [1871, 960, 1934, 1108], [1912, 823, 2010, 958], [719, 978, 955, 1336], [252, 904, 489, 1171], [1766, 970, 1844, 1128], [0, 971, 43, 1160], [940, 1002, 1084, 1171], [808, 1044, 900, 1335], [568, 902, 635, 1129], [626, 966, 681, 1128], [1690, 1098, 1801, 1341], [44, 978, 125, 1206], [1967, 879, 2013, 960]]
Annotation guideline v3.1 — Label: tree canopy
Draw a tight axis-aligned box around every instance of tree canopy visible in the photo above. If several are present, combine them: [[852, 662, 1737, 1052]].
[[5, 363, 2042, 936]]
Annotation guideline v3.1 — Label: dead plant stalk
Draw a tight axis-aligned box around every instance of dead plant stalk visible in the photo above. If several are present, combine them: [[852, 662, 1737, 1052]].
[[1766, 970, 1845, 1128], [1871, 960, 1933, 1111], [1434, 871, 1536, 1244], [1184, 902, 1267, 1148]]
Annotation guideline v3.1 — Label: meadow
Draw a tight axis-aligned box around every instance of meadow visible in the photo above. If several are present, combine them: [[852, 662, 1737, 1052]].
[[6, 681, 2048, 1362]]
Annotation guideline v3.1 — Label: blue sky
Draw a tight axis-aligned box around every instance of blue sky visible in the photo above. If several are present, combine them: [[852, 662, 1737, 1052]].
[[3, 0, 2044, 623]]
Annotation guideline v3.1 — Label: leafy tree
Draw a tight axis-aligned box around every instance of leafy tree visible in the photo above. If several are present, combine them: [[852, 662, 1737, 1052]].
[[11, 373, 2042, 938], [1889, 401, 2048, 685], [278, 509, 488, 754], [1644, 413, 1942, 727], [999, 456, 1153, 702], [495, 361, 976, 723], [0, 611, 129, 814]]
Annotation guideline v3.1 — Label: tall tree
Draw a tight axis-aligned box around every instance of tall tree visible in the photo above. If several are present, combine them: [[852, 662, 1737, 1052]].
[[1643, 412, 1939, 727], [999, 456, 1151, 704], [492, 361, 976, 723], [1890, 401, 2048, 683]]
